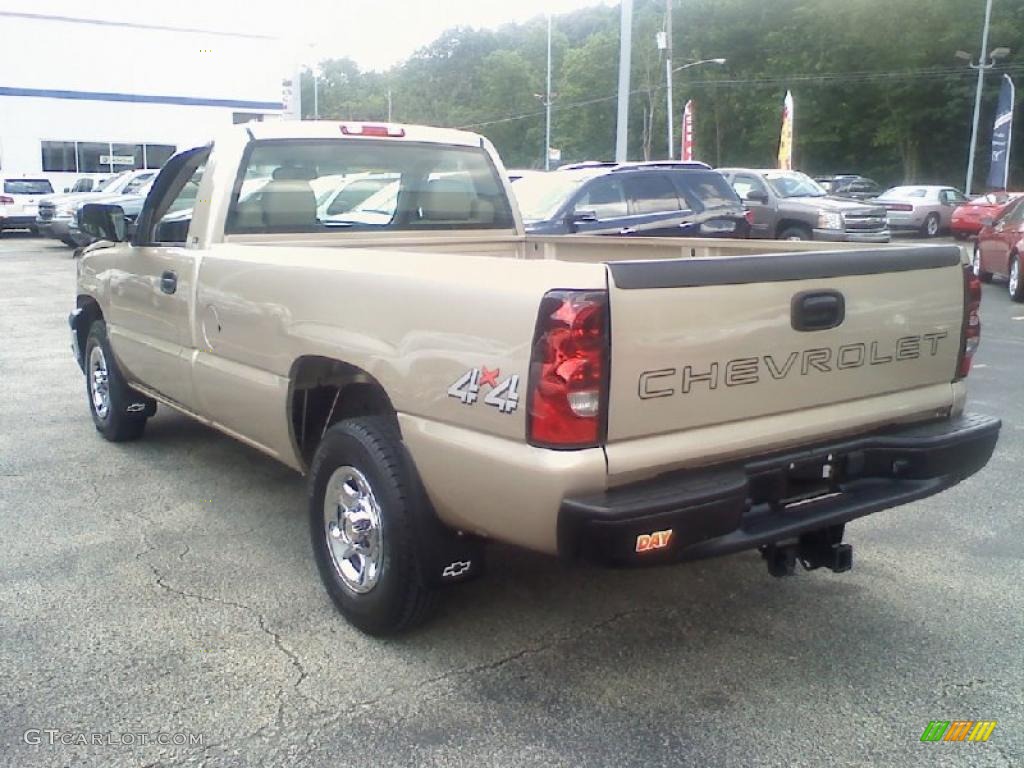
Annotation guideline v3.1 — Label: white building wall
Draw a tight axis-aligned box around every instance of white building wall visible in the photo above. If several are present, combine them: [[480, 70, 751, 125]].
[[0, 12, 289, 188]]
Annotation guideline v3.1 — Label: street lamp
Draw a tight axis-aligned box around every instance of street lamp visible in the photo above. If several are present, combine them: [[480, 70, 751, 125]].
[[958, 0, 1010, 194], [666, 58, 726, 159]]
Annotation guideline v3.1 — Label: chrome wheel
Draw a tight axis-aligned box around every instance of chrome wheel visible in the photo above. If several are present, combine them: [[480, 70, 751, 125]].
[[1011, 259, 1020, 296], [323, 466, 383, 594], [925, 215, 939, 237], [88, 344, 110, 420]]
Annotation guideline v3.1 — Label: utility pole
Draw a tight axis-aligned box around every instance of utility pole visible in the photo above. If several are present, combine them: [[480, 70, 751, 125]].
[[615, 0, 633, 162], [545, 14, 553, 170], [665, 0, 674, 159], [387, 89, 393, 122], [966, 0, 994, 195]]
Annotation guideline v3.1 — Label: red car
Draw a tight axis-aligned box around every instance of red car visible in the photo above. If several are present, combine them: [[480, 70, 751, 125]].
[[973, 194, 1024, 301], [952, 192, 1023, 240]]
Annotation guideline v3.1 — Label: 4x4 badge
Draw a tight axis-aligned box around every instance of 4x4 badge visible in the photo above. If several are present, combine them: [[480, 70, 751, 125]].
[[448, 367, 520, 414]]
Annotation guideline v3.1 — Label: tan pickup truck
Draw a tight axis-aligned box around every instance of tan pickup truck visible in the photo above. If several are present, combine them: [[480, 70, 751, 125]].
[[70, 121, 1000, 634]]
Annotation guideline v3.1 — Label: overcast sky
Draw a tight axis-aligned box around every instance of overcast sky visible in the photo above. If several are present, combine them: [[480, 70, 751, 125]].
[[5, 0, 617, 71]]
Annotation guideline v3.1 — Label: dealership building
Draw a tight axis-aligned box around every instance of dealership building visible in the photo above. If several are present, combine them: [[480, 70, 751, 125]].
[[0, 11, 298, 190]]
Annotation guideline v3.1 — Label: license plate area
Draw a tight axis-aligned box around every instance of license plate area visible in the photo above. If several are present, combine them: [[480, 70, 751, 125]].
[[749, 454, 843, 510]]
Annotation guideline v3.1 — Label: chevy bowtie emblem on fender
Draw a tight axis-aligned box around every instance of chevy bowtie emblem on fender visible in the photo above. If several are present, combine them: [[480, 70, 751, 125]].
[[448, 367, 520, 414]]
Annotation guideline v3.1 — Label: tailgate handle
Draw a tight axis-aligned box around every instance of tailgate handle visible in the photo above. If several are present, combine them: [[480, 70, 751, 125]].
[[792, 290, 845, 332]]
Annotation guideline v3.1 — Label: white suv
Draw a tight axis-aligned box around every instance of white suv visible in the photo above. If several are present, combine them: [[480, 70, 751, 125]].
[[0, 178, 54, 233]]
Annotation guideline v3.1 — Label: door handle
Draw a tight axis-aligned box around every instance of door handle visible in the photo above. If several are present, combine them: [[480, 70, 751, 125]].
[[619, 227, 637, 235], [160, 271, 177, 295]]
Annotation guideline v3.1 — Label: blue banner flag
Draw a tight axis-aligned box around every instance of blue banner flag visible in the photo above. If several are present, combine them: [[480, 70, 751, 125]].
[[987, 74, 1015, 190]]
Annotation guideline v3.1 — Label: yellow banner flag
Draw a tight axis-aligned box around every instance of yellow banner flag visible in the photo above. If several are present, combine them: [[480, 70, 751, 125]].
[[778, 90, 794, 170]]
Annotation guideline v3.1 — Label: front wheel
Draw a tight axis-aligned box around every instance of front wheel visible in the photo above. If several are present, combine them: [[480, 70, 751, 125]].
[[84, 320, 154, 441], [921, 213, 940, 237], [309, 417, 438, 635], [1010, 255, 1024, 302], [778, 225, 811, 241]]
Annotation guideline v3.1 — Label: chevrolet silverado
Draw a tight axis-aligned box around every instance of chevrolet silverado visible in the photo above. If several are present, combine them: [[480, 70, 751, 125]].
[[70, 121, 1000, 634]]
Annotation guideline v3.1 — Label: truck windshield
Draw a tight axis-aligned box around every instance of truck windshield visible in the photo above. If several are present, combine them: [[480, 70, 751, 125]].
[[225, 139, 516, 234], [763, 172, 827, 198]]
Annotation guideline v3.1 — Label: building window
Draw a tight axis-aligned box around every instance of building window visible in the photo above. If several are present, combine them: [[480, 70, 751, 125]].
[[41, 141, 78, 172], [144, 145, 176, 169], [112, 143, 146, 170], [76, 142, 109, 173]]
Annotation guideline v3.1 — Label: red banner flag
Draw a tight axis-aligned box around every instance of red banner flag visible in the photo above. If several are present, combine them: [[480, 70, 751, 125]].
[[681, 100, 695, 161]]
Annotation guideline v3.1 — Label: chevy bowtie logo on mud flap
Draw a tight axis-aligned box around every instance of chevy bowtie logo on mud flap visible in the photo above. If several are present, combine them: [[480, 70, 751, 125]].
[[442, 561, 473, 579], [638, 332, 949, 398]]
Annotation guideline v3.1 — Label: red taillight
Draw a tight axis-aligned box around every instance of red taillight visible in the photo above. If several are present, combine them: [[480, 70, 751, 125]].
[[957, 264, 982, 379], [744, 209, 755, 226], [527, 290, 609, 449], [0, 195, 13, 205], [886, 203, 913, 212], [340, 123, 405, 137]]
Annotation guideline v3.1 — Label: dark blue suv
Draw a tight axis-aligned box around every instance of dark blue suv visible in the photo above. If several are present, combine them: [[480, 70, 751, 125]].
[[513, 161, 750, 238]]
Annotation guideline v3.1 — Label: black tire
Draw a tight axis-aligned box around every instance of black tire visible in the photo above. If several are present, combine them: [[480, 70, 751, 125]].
[[972, 246, 993, 283], [778, 225, 812, 241], [309, 417, 438, 635], [1009, 254, 1024, 303], [920, 213, 940, 238], [83, 320, 153, 441], [61, 237, 79, 248]]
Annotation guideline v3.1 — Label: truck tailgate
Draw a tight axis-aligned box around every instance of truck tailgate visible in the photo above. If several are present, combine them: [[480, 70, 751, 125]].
[[605, 246, 964, 446]]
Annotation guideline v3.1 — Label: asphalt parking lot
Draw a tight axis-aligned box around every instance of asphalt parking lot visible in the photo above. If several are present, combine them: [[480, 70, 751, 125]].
[[0, 232, 1020, 768]]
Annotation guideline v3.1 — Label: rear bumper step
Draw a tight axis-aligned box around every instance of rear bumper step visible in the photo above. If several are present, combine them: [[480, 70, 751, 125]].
[[558, 413, 1000, 566]]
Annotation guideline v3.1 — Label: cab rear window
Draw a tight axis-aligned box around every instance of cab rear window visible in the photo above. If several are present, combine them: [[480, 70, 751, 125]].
[[4, 180, 53, 195], [226, 139, 516, 234]]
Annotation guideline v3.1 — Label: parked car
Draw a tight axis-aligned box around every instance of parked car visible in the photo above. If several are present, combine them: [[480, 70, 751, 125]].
[[814, 175, 884, 201], [514, 161, 750, 238], [65, 176, 111, 193], [876, 185, 969, 237], [719, 169, 889, 242], [951, 192, 1023, 240], [972, 194, 1024, 301], [0, 177, 53, 233], [38, 170, 157, 246], [69, 121, 999, 635], [65, 175, 158, 247]]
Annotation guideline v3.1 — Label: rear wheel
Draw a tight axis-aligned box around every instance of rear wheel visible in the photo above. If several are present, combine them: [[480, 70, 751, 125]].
[[61, 237, 79, 248], [972, 246, 993, 283], [778, 225, 812, 241], [1009, 255, 1024, 302], [921, 213, 940, 237], [309, 417, 438, 635], [84, 320, 154, 441]]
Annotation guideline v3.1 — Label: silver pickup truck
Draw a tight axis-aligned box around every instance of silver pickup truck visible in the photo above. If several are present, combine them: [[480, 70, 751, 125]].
[[70, 121, 999, 634], [721, 168, 890, 243]]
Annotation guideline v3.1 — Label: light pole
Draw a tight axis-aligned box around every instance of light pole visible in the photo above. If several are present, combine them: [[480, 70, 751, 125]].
[[615, 0, 633, 163], [666, 58, 726, 159], [957, 0, 1009, 194], [546, 14, 553, 170], [307, 42, 320, 120]]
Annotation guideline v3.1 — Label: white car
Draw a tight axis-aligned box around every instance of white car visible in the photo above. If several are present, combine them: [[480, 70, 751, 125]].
[[0, 178, 54, 233]]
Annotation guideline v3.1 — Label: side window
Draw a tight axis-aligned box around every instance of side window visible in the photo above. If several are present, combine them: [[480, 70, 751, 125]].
[[1000, 199, 1024, 225], [137, 147, 210, 245], [575, 178, 627, 219], [624, 174, 682, 215], [731, 174, 769, 201]]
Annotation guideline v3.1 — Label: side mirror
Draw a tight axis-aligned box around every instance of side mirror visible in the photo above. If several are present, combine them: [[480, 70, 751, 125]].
[[745, 190, 769, 204], [569, 209, 599, 230], [79, 203, 127, 242]]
